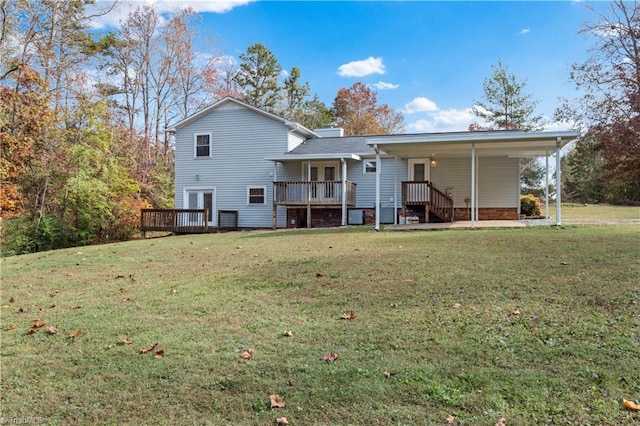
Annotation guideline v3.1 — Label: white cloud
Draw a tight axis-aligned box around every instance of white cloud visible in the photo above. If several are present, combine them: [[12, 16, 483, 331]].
[[373, 81, 399, 90], [337, 56, 385, 77], [520, 28, 530, 35], [88, 0, 254, 29], [407, 108, 478, 133], [404, 97, 438, 114]]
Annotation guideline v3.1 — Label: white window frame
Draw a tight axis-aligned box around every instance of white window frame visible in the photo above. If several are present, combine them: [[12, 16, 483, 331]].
[[194, 133, 212, 158], [363, 159, 378, 174], [247, 186, 267, 205]]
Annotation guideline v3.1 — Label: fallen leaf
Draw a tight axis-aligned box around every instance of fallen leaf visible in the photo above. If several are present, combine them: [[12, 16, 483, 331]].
[[495, 418, 506, 426], [49, 290, 60, 297], [283, 330, 293, 337], [270, 394, 286, 409], [276, 417, 289, 424], [241, 348, 254, 360], [9, 297, 14, 303], [47, 326, 58, 335], [32, 319, 45, 328], [512, 308, 521, 316], [170, 289, 177, 294], [18, 307, 27, 313], [6, 323, 16, 330], [453, 303, 462, 309], [315, 272, 324, 278], [140, 342, 158, 354], [68, 329, 83, 338], [122, 297, 132, 302], [1, 304, 9, 309], [446, 414, 455, 424], [120, 339, 133, 345], [323, 352, 339, 363], [154, 349, 164, 359], [383, 371, 397, 378], [623, 399, 640, 411], [341, 311, 356, 320]]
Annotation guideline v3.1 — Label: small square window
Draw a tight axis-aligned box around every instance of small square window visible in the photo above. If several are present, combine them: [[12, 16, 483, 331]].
[[364, 160, 377, 174], [247, 186, 266, 205], [195, 134, 211, 157]]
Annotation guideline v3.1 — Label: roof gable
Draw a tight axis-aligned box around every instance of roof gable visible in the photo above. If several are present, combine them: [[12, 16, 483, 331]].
[[168, 97, 317, 138]]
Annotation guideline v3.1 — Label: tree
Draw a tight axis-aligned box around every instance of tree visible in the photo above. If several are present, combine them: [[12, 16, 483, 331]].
[[280, 66, 310, 121], [332, 81, 405, 136], [234, 43, 282, 112], [471, 60, 543, 131], [556, 1, 640, 203], [563, 134, 605, 203]]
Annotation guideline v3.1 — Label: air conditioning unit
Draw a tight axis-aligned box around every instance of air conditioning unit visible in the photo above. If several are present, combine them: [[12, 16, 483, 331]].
[[348, 209, 364, 225]]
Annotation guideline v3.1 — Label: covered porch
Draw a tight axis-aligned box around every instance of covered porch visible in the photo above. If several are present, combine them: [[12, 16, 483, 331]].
[[366, 130, 580, 230]]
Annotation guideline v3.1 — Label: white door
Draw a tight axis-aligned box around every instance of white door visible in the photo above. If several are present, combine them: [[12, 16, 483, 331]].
[[408, 158, 431, 181], [185, 189, 215, 226]]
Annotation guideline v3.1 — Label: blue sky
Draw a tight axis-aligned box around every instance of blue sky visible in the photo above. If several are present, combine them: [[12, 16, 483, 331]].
[[94, 1, 607, 133]]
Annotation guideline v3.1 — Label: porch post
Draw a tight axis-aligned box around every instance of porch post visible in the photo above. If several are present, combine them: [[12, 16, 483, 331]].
[[555, 137, 562, 225], [374, 145, 381, 231], [394, 155, 398, 225], [545, 151, 550, 219], [341, 158, 347, 226], [471, 144, 476, 228], [307, 161, 312, 228]]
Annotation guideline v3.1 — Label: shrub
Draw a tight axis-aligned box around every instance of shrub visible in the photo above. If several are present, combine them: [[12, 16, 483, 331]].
[[520, 194, 541, 217]]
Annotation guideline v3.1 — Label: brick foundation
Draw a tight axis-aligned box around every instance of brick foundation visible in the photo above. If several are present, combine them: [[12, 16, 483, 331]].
[[453, 207, 518, 221]]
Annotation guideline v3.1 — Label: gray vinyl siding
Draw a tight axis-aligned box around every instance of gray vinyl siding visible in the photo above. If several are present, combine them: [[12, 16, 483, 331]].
[[349, 157, 408, 208], [174, 105, 290, 227], [430, 157, 519, 208], [287, 133, 305, 151]]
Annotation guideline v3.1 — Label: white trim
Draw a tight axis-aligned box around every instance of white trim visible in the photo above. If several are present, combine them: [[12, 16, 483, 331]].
[[247, 185, 267, 205], [408, 158, 431, 181], [301, 161, 341, 181], [194, 132, 212, 158]]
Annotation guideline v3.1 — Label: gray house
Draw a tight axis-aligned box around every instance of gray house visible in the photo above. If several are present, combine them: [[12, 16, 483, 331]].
[[169, 97, 579, 230]]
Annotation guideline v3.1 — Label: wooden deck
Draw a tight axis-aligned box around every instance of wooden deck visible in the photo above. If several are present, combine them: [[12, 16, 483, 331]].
[[141, 209, 209, 235], [273, 181, 356, 207]]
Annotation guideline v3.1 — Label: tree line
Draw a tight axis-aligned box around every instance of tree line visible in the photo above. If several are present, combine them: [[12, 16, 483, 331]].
[[1, 0, 638, 255]]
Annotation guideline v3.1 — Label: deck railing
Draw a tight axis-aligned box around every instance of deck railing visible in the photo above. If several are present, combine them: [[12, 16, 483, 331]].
[[402, 181, 454, 222], [273, 181, 356, 206], [141, 209, 209, 235]]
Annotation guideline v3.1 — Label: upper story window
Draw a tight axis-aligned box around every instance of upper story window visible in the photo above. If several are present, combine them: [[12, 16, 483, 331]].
[[364, 160, 377, 174], [195, 133, 211, 158]]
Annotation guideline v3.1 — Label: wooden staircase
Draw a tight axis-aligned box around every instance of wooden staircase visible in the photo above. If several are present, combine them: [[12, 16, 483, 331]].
[[402, 181, 454, 223]]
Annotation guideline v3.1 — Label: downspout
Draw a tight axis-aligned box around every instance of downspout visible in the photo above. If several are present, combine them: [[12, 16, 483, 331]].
[[374, 145, 381, 231], [341, 158, 347, 226], [555, 137, 562, 225], [471, 144, 476, 228]]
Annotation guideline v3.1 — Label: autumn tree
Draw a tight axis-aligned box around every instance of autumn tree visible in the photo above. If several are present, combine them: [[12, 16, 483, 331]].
[[556, 0, 640, 203], [234, 43, 282, 112], [332, 81, 405, 136], [471, 60, 543, 131], [563, 134, 606, 203]]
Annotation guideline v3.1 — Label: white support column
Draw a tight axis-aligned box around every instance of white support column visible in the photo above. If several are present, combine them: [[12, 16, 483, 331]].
[[475, 152, 479, 223], [545, 151, 550, 219], [393, 156, 398, 225], [341, 158, 347, 226], [555, 137, 562, 225], [307, 161, 312, 229], [471, 144, 476, 228], [375, 145, 381, 231]]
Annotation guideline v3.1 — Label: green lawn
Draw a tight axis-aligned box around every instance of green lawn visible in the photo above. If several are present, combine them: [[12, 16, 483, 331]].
[[555, 203, 640, 220], [2, 225, 639, 425]]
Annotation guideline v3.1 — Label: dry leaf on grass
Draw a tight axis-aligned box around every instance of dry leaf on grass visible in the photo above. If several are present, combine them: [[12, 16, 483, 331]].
[[6, 323, 16, 331], [270, 394, 286, 408], [283, 330, 293, 337], [120, 338, 133, 345], [154, 349, 164, 359], [323, 353, 339, 363], [315, 272, 324, 278], [446, 414, 455, 424], [623, 399, 640, 411], [68, 329, 83, 338], [340, 311, 356, 320], [453, 303, 462, 309], [276, 417, 289, 424], [383, 371, 397, 378], [241, 348, 254, 359], [140, 342, 158, 354], [495, 417, 506, 426], [47, 326, 58, 335], [512, 308, 521, 316], [27, 319, 46, 334]]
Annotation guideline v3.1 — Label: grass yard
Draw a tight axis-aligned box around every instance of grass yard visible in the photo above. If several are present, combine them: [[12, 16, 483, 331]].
[[555, 203, 640, 220], [1, 225, 639, 425]]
